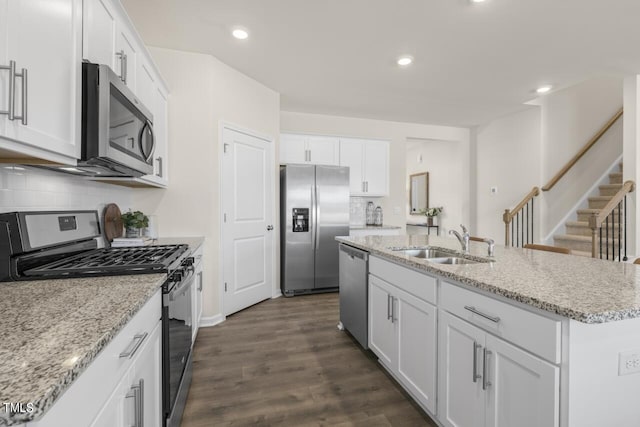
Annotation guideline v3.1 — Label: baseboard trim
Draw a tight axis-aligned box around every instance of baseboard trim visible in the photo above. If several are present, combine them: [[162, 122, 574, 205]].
[[272, 290, 283, 299], [199, 314, 225, 328]]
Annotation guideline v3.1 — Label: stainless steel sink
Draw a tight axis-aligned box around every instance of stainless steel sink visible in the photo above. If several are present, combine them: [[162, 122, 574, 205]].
[[391, 247, 489, 264], [426, 257, 479, 265], [392, 248, 455, 259]]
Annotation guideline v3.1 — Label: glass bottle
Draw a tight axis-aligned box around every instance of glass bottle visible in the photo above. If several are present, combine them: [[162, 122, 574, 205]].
[[366, 202, 375, 226], [374, 206, 383, 226]]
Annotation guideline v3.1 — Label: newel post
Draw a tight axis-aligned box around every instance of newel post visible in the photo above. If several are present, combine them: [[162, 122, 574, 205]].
[[503, 209, 511, 246], [588, 212, 599, 258]]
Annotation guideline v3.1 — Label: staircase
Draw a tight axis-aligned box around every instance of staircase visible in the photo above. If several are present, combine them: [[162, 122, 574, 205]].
[[553, 163, 623, 257]]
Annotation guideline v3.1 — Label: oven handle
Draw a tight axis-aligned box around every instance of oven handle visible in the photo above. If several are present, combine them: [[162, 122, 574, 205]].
[[169, 270, 195, 301]]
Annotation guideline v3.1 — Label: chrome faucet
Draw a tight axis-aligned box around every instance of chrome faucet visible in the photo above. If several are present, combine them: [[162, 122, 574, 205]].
[[449, 224, 470, 253], [481, 238, 495, 257]]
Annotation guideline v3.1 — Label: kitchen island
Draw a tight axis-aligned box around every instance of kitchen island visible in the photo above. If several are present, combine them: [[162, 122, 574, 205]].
[[337, 234, 640, 427]]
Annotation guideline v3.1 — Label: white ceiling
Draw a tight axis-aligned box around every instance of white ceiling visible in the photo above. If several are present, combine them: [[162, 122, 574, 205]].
[[121, 0, 640, 127]]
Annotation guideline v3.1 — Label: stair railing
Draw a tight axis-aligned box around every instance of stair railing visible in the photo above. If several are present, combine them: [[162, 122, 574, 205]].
[[542, 108, 623, 192], [588, 180, 635, 261], [503, 187, 539, 247]]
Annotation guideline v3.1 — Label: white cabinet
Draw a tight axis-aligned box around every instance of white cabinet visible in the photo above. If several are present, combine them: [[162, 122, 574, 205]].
[[0, 0, 81, 164], [339, 138, 389, 196], [90, 321, 162, 427], [82, 0, 171, 188], [27, 291, 162, 427], [82, 0, 117, 69], [191, 245, 204, 342], [137, 57, 169, 187], [279, 133, 339, 166], [368, 274, 437, 414], [438, 310, 559, 427]]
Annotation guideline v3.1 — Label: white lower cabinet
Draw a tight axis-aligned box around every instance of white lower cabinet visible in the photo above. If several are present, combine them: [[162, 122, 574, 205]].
[[27, 291, 162, 427], [91, 320, 161, 427], [438, 310, 559, 427], [368, 274, 437, 414]]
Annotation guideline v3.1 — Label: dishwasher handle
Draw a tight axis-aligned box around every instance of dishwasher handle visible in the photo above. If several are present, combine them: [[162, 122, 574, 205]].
[[340, 244, 368, 261]]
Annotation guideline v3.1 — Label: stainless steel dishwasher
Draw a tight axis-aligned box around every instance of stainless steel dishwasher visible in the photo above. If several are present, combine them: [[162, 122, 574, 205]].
[[338, 243, 369, 349]]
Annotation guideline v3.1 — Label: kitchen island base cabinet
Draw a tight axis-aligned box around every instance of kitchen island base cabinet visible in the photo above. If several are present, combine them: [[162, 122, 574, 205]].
[[368, 274, 437, 415], [438, 310, 559, 427]]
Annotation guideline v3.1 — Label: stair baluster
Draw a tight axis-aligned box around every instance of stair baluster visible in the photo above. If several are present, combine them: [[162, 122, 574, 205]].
[[589, 181, 634, 261]]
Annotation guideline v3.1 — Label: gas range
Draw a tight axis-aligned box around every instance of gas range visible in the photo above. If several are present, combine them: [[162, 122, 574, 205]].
[[0, 210, 188, 282]]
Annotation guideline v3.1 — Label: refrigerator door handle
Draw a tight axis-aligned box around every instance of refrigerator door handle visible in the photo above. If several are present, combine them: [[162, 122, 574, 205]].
[[315, 187, 320, 250], [311, 185, 317, 251]]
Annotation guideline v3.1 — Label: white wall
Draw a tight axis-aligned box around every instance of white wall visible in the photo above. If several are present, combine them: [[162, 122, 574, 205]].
[[132, 48, 280, 320], [475, 108, 542, 242], [406, 139, 469, 235], [474, 76, 623, 245], [536, 76, 623, 238], [0, 166, 133, 215], [280, 111, 470, 230], [623, 76, 640, 257]]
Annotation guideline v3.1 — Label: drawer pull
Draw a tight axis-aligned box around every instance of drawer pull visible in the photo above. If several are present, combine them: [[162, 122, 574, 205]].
[[120, 332, 148, 359], [464, 305, 501, 323]]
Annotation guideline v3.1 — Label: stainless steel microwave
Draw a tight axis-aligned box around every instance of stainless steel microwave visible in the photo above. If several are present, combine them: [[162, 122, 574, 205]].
[[78, 62, 155, 177]]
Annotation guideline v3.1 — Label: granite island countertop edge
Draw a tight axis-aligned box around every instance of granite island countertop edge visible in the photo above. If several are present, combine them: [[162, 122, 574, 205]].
[[337, 235, 640, 324]]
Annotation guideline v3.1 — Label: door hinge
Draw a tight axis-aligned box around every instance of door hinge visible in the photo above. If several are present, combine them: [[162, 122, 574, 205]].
[[224, 282, 228, 292], [224, 143, 229, 154]]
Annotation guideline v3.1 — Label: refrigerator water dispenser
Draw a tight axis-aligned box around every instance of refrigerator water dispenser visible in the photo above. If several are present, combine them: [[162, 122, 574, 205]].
[[292, 208, 309, 232]]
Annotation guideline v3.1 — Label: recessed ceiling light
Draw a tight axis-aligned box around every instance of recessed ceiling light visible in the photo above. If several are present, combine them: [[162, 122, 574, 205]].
[[397, 56, 413, 67], [471, 0, 487, 3], [232, 28, 249, 40], [536, 85, 552, 94]]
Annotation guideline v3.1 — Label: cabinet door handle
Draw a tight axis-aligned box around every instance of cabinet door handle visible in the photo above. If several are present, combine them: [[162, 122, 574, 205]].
[[365, 181, 368, 192], [387, 294, 392, 320], [464, 305, 501, 323], [123, 53, 128, 85], [15, 66, 27, 125], [197, 271, 203, 291], [308, 149, 311, 163], [362, 181, 365, 193], [156, 156, 163, 178], [482, 348, 492, 391], [126, 379, 144, 427], [119, 332, 148, 358], [391, 296, 396, 323], [0, 60, 15, 120], [472, 342, 482, 383], [116, 50, 126, 83]]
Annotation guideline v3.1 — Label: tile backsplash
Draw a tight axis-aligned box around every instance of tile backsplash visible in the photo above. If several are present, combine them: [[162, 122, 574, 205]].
[[350, 197, 368, 226], [0, 165, 133, 214]]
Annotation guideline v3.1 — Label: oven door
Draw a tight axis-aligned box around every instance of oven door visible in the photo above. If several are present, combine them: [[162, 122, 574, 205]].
[[163, 268, 194, 417]]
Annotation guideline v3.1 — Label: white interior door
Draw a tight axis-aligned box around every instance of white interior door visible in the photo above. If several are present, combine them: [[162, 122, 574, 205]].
[[222, 127, 274, 316]]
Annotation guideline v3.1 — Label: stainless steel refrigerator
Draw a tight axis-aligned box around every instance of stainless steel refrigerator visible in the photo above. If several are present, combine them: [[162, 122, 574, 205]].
[[280, 164, 350, 296]]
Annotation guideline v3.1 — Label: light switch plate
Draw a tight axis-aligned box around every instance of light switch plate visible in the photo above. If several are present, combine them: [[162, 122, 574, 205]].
[[393, 206, 401, 215]]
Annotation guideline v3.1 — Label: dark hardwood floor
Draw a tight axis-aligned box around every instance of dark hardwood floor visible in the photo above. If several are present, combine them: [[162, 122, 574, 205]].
[[181, 293, 438, 426]]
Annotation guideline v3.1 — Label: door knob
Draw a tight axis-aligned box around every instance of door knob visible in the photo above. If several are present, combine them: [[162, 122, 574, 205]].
[[267, 225, 274, 231]]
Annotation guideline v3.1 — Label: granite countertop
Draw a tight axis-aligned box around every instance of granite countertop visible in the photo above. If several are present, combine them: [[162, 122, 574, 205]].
[[148, 236, 204, 250], [336, 234, 640, 324], [0, 236, 205, 425], [349, 225, 402, 230]]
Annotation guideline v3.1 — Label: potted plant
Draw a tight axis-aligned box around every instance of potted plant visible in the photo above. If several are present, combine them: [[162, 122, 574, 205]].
[[423, 206, 443, 226], [121, 210, 149, 238]]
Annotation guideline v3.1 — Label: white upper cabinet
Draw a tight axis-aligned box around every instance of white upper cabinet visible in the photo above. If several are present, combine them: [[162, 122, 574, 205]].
[[114, 25, 137, 91], [83, 0, 170, 188], [0, 0, 82, 164], [279, 133, 339, 166], [82, 0, 117, 69], [339, 138, 389, 196]]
